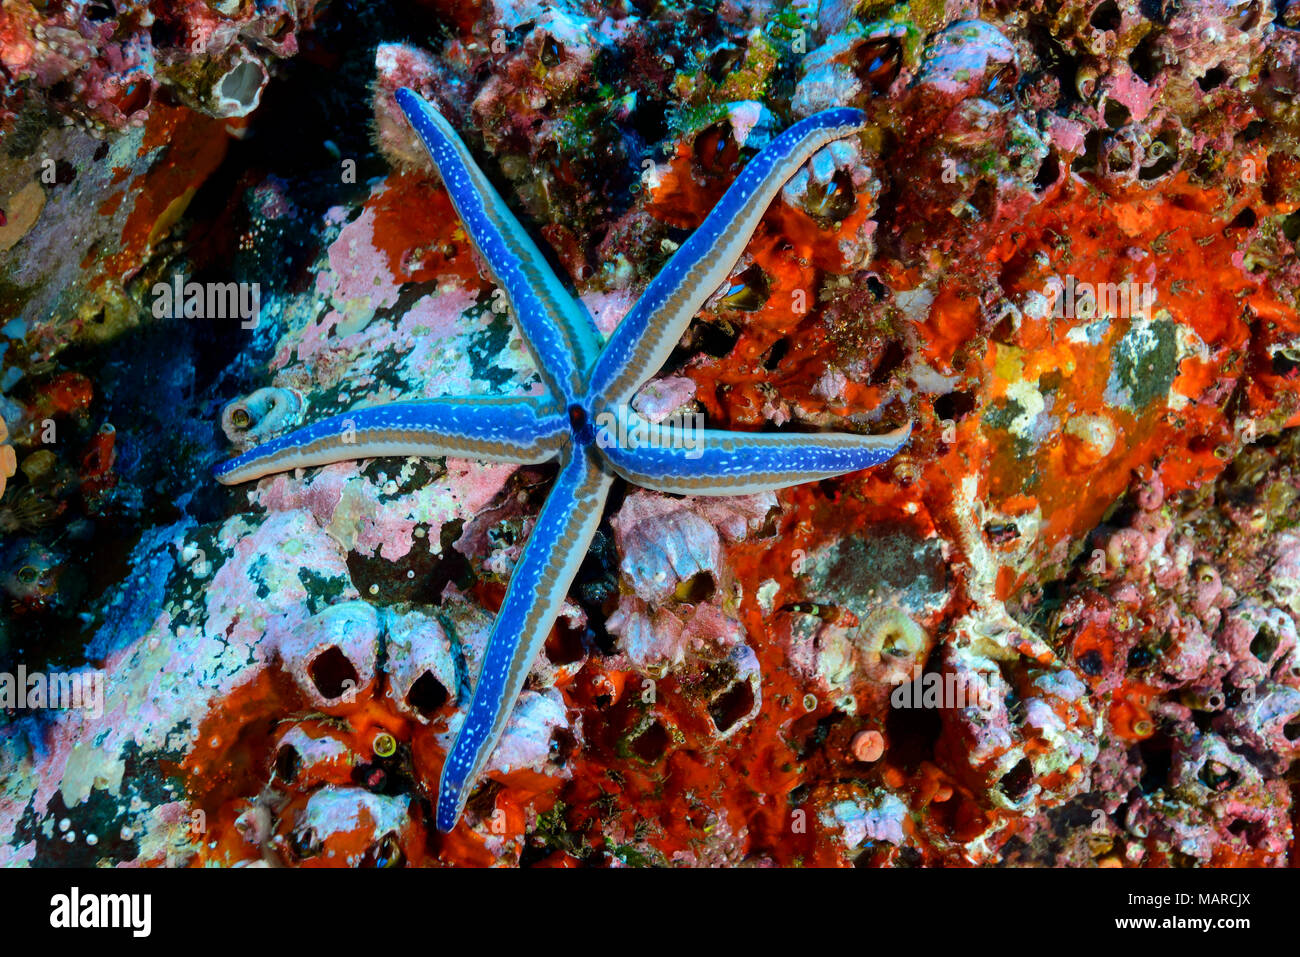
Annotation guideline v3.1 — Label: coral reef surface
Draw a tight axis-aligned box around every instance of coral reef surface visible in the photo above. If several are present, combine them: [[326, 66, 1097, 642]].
[[2, 0, 1300, 867]]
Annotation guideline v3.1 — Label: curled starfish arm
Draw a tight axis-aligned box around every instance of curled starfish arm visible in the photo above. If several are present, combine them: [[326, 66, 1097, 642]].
[[213, 396, 569, 485], [586, 107, 869, 410], [396, 88, 601, 403], [594, 414, 911, 496], [437, 444, 614, 831]]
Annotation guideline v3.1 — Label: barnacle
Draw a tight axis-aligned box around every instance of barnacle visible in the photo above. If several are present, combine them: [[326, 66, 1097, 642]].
[[220, 386, 304, 450], [859, 605, 931, 685]]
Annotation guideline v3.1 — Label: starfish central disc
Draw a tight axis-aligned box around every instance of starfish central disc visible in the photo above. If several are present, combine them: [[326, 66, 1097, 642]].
[[568, 403, 595, 445]]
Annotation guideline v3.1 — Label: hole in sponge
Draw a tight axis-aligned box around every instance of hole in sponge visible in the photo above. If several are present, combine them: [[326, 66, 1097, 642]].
[[1250, 625, 1280, 663], [631, 721, 669, 762], [709, 678, 755, 734], [219, 59, 266, 112], [998, 758, 1034, 802], [309, 646, 360, 700], [407, 671, 449, 717], [274, 745, 301, 784], [1090, 0, 1122, 31]]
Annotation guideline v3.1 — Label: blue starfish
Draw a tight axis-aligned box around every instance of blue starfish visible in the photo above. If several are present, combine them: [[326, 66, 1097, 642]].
[[215, 88, 911, 832]]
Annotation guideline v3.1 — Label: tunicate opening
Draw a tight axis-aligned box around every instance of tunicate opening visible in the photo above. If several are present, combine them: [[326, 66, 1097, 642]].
[[150, 18, 180, 49], [631, 720, 669, 762], [117, 81, 151, 116], [762, 337, 790, 371], [1090, 0, 1123, 31], [969, 179, 997, 219], [692, 318, 741, 358], [308, 646, 360, 700], [1197, 66, 1229, 91], [884, 688, 943, 767], [544, 620, 587, 666], [1227, 818, 1261, 845], [1076, 128, 1105, 171], [1033, 148, 1061, 192], [854, 37, 902, 95], [406, 670, 449, 717], [934, 389, 977, 422], [808, 168, 859, 222], [1027, 21, 1081, 97], [706, 44, 744, 83], [1237, 0, 1263, 31], [869, 339, 907, 385], [218, 59, 266, 113], [273, 745, 301, 784], [1138, 733, 1173, 792], [629, 95, 670, 146], [1138, 129, 1180, 180], [709, 678, 755, 734], [675, 571, 716, 604], [720, 264, 771, 311], [694, 121, 741, 178], [539, 34, 565, 68], [549, 727, 576, 764], [360, 831, 403, 868], [1127, 645, 1154, 668], [1284, 719, 1300, 742], [1238, 119, 1266, 143], [289, 826, 322, 859], [1229, 207, 1257, 229], [1106, 138, 1134, 176], [1198, 759, 1238, 792], [1283, 210, 1300, 242], [1103, 98, 1130, 128], [1128, 32, 1163, 83], [998, 758, 1034, 802], [1250, 625, 1280, 663]]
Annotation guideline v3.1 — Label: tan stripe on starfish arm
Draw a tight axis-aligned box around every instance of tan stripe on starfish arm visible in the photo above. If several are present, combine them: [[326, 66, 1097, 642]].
[[435, 443, 614, 830], [213, 396, 570, 484], [586, 108, 869, 410], [594, 411, 911, 496], [397, 88, 602, 404]]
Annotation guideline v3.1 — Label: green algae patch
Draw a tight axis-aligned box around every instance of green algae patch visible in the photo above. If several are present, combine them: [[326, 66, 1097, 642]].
[[1105, 318, 1178, 412]]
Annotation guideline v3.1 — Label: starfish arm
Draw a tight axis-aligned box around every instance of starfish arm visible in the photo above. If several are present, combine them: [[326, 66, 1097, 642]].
[[437, 443, 613, 831], [396, 88, 602, 403], [586, 108, 868, 410], [213, 396, 569, 485], [594, 412, 910, 496]]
